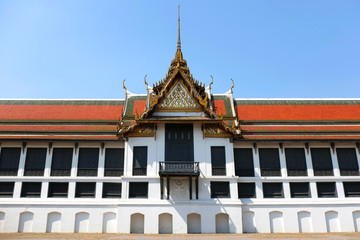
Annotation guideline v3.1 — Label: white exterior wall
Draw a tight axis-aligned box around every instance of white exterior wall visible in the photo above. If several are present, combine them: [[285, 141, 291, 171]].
[[1, 129, 360, 233]]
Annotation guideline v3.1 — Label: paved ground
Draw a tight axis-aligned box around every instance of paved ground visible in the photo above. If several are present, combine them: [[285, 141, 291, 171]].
[[1, 233, 360, 240]]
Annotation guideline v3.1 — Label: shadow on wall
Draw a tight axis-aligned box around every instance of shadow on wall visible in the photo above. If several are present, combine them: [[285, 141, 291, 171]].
[[353, 211, 360, 232], [243, 211, 257, 233], [46, 212, 61, 233], [0, 212, 5, 232], [18, 212, 33, 233], [325, 211, 340, 232], [298, 211, 312, 233], [270, 211, 284, 233], [75, 212, 89, 233], [103, 212, 117, 233]]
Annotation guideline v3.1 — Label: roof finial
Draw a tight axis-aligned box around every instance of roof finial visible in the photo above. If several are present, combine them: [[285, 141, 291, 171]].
[[177, 4, 181, 51]]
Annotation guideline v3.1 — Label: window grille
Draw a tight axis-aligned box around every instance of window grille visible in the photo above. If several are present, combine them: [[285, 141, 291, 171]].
[[259, 148, 281, 177], [210, 182, 230, 198], [234, 148, 254, 177], [211, 147, 226, 176], [104, 148, 124, 177], [0, 148, 21, 176], [51, 148, 73, 176], [24, 148, 47, 176], [77, 148, 99, 177], [103, 183, 122, 198]]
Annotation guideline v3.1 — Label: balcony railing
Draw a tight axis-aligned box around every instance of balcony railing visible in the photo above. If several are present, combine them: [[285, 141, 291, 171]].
[[159, 161, 199, 176]]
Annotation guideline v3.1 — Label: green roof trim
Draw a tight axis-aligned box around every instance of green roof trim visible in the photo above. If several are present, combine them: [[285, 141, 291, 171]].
[[235, 100, 360, 105], [124, 95, 147, 118], [212, 95, 234, 118]]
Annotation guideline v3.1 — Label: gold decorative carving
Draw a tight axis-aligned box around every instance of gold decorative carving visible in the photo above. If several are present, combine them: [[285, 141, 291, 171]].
[[127, 124, 155, 137], [203, 124, 231, 138], [156, 81, 202, 112]]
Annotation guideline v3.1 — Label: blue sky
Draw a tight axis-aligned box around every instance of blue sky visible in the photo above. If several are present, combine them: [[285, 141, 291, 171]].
[[0, 1, 359, 99]]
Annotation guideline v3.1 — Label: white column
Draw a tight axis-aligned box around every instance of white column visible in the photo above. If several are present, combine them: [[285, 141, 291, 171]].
[[279, 147, 287, 177], [71, 144, 78, 177], [13, 181, 22, 198], [356, 145, 360, 172], [41, 181, 49, 198], [309, 181, 318, 198], [44, 147, 52, 177], [68, 181, 76, 199], [253, 147, 261, 177], [18, 148, 27, 177], [283, 182, 291, 198], [253, 147, 263, 199], [331, 144, 340, 177], [336, 181, 345, 198], [98, 146, 105, 177], [96, 182, 103, 199], [304, 144, 314, 177]]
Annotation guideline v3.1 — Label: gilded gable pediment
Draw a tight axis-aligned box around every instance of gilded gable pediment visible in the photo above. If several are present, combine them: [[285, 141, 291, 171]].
[[156, 81, 202, 112]]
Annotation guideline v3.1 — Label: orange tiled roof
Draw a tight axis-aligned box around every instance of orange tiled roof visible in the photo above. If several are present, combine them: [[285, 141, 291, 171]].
[[0, 100, 124, 141]]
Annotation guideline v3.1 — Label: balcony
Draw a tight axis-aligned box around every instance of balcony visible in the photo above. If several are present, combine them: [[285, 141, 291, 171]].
[[159, 161, 200, 176]]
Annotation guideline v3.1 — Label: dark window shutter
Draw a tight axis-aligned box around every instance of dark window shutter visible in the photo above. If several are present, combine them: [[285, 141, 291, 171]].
[[317, 182, 337, 198], [48, 182, 68, 198], [211, 147, 226, 176], [133, 147, 147, 176], [24, 148, 47, 176], [238, 183, 256, 198], [263, 183, 283, 198], [259, 148, 281, 176], [0, 147, 21, 176], [21, 182, 42, 198], [290, 182, 310, 198], [343, 182, 360, 197], [285, 148, 307, 176], [234, 148, 254, 177], [103, 183, 122, 198], [129, 182, 148, 198], [336, 148, 359, 176], [75, 182, 96, 198], [77, 148, 99, 176], [0, 182, 14, 197], [105, 148, 124, 176], [51, 148, 73, 176], [311, 148, 333, 176], [210, 182, 230, 198]]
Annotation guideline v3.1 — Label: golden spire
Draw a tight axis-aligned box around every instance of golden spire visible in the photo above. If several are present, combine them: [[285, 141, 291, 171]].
[[177, 4, 181, 51], [168, 4, 188, 76], [173, 4, 184, 63]]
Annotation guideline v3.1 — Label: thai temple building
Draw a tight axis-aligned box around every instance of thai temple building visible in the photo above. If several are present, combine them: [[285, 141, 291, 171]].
[[1, 7, 360, 234]]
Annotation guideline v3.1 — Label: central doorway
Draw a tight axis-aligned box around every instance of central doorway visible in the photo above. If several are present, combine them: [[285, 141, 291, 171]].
[[165, 124, 194, 162]]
